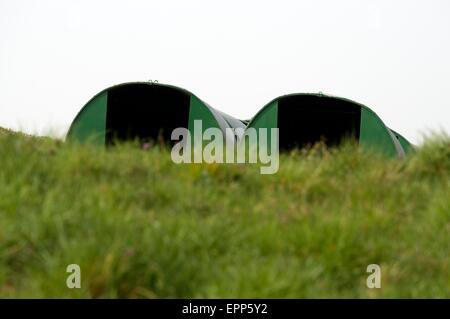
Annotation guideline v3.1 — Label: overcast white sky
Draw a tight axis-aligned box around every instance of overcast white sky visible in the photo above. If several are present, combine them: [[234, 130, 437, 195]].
[[0, 0, 449, 143]]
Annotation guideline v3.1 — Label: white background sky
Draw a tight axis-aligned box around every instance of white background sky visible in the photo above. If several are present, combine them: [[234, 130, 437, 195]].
[[1, 0, 449, 144]]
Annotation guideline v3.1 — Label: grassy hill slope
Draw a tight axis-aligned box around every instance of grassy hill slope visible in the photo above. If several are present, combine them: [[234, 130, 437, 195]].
[[0, 130, 449, 298]]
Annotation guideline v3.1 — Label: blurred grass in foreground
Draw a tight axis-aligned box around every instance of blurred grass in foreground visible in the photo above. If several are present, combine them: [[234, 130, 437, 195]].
[[0, 129, 448, 298]]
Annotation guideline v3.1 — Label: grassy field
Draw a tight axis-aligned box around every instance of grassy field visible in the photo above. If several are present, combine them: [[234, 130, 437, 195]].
[[0, 129, 449, 298]]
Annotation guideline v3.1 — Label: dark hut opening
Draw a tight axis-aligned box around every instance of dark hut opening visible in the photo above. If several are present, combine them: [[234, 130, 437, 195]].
[[105, 84, 190, 145], [277, 95, 362, 150]]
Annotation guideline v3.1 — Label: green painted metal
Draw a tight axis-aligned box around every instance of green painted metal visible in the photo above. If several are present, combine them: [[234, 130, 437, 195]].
[[246, 100, 278, 153], [67, 82, 243, 145], [188, 95, 221, 133], [389, 128, 414, 154], [359, 107, 399, 157], [67, 91, 107, 145], [187, 95, 226, 147], [249, 100, 278, 131]]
